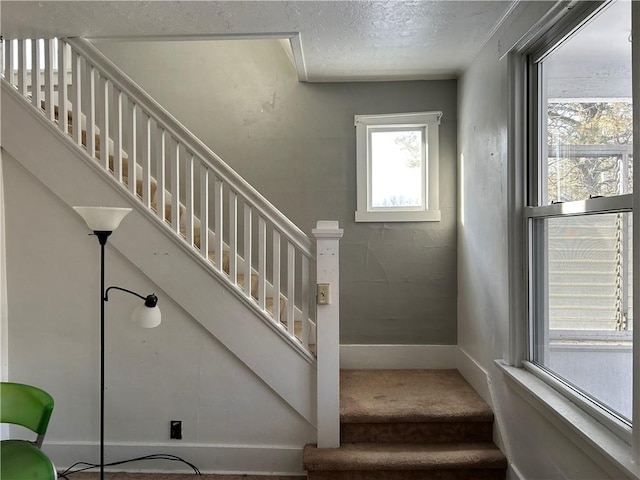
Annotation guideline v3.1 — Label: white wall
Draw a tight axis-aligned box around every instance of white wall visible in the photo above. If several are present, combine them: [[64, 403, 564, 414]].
[[457, 2, 629, 478], [1, 150, 314, 474]]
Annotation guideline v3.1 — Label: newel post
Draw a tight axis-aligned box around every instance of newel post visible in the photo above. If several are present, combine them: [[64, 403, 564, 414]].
[[313, 220, 343, 448]]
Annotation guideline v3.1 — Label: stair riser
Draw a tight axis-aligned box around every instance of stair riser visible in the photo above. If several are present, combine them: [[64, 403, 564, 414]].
[[308, 469, 505, 480], [341, 422, 493, 444]]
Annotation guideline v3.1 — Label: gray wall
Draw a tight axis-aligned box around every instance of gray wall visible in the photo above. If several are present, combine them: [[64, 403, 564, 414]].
[[458, 2, 629, 478], [93, 39, 458, 345]]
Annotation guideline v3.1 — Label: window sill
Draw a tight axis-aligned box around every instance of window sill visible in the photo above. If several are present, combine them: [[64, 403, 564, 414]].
[[355, 209, 441, 223], [495, 359, 639, 479]]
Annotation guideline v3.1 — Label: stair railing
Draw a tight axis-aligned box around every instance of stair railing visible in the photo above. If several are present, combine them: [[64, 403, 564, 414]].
[[1, 37, 321, 357]]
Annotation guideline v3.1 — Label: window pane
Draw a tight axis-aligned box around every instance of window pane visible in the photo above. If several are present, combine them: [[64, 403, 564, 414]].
[[370, 129, 423, 208], [542, 1, 632, 205], [533, 212, 633, 420]]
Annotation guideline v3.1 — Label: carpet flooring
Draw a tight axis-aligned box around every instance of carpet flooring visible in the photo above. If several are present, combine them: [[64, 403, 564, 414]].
[[340, 369, 493, 423]]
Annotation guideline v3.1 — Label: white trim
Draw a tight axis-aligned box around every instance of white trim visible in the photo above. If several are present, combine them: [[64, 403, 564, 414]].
[[632, 0, 640, 459], [496, 360, 639, 480], [355, 111, 442, 126], [523, 361, 631, 442], [44, 441, 305, 475], [0, 148, 9, 440], [456, 347, 492, 405], [507, 463, 525, 480], [288, 33, 308, 83], [524, 194, 633, 218], [355, 209, 441, 223], [340, 344, 456, 370], [0, 150, 7, 383], [507, 52, 527, 367]]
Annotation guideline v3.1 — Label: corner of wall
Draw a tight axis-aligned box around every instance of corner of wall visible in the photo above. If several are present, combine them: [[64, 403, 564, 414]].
[[456, 347, 491, 405]]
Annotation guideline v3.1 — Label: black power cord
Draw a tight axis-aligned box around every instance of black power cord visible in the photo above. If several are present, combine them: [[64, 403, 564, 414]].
[[57, 454, 202, 478]]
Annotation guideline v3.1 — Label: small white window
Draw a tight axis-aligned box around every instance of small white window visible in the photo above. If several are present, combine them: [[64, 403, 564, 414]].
[[355, 111, 442, 222]]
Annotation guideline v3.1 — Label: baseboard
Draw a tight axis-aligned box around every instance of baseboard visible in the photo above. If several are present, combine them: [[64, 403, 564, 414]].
[[456, 347, 491, 405], [508, 463, 525, 480], [44, 441, 305, 475], [340, 344, 457, 369]]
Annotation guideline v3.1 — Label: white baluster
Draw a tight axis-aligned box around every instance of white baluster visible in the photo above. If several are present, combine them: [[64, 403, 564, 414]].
[[17, 39, 26, 96], [301, 255, 310, 346], [170, 140, 180, 231], [199, 165, 209, 256], [44, 39, 54, 121], [214, 178, 224, 272], [5, 39, 14, 85], [228, 190, 238, 282], [258, 217, 267, 309], [71, 50, 82, 145], [313, 221, 343, 448], [272, 230, 281, 322], [287, 242, 295, 335], [185, 153, 195, 246], [86, 64, 96, 158], [244, 203, 253, 297], [142, 113, 152, 206], [99, 75, 109, 169], [113, 87, 123, 182], [128, 101, 137, 196], [31, 39, 41, 109], [156, 128, 166, 222], [57, 40, 68, 134]]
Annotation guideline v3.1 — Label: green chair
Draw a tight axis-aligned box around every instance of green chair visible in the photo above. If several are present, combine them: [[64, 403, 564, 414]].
[[1, 382, 56, 480]]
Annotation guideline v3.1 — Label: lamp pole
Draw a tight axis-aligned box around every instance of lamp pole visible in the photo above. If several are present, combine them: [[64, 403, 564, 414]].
[[96, 231, 112, 480]]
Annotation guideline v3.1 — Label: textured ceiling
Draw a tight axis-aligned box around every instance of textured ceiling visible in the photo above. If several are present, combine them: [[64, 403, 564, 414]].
[[0, 1, 516, 81]]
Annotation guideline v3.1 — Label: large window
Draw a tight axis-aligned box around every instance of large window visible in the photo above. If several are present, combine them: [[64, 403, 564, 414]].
[[526, 1, 634, 425], [355, 112, 441, 222]]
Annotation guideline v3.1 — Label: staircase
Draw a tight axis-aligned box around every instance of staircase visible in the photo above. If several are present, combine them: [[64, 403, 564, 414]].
[[1, 36, 336, 431], [304, 370, 507, 479]]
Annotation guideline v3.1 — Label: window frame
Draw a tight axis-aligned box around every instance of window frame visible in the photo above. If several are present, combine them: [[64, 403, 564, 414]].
[[354, 111, 442, 223], [512, 0, 639, 448]]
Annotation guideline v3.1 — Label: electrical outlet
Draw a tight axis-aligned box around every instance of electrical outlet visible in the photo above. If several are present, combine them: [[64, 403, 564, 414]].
[[170, 420, 182, 440], [317, 283, 331, 305]]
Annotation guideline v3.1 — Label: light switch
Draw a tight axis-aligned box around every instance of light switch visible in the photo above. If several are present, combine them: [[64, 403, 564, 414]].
[[317, 283, 331, 305]]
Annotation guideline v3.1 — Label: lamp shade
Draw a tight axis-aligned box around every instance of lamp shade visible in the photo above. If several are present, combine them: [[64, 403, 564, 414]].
[[73, 206, 132, 232], [132, 303, 161, 328]]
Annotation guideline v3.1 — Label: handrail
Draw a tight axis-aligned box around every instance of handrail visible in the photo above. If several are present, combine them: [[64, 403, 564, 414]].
[[67, 38, 314, 257]]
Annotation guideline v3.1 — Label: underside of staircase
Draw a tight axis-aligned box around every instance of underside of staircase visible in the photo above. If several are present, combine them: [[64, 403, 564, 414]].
[[303, 370, 507, 479]]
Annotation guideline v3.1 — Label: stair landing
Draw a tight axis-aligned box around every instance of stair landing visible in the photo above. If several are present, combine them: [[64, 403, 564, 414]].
[[341, 369, 493, 423], [304, 369, 506, 480]]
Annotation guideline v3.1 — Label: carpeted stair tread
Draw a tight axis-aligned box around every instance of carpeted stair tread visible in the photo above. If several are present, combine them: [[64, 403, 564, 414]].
[[303, 442, 507, 471], [236, 273, 259, 298], [208, 250, 231, 272], [341, 370, 494, 424], [181, 226, 203, 248]]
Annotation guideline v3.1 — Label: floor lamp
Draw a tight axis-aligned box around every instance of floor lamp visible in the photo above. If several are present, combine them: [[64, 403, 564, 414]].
[[73, 206, 161, 480]]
